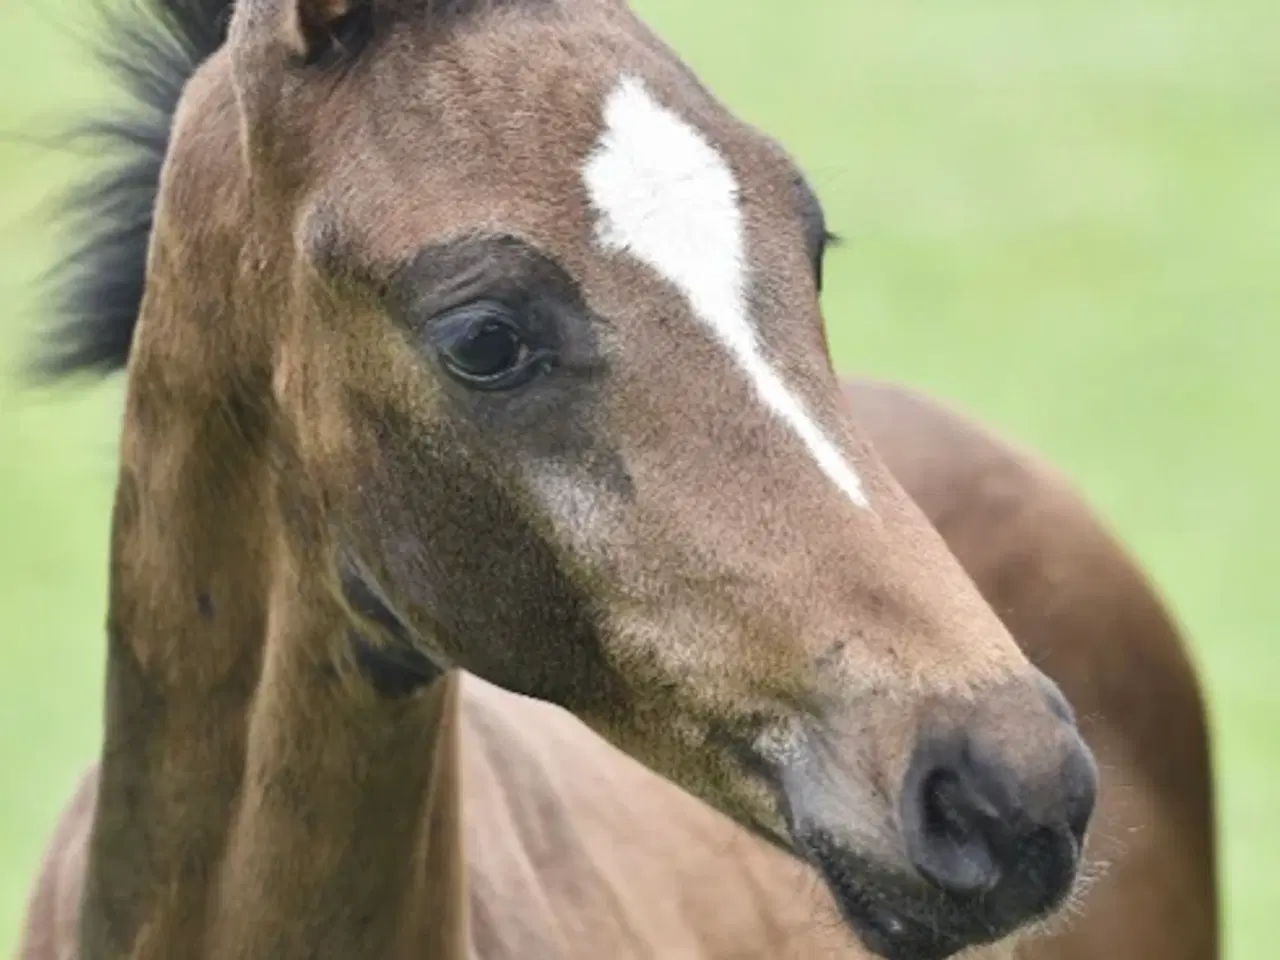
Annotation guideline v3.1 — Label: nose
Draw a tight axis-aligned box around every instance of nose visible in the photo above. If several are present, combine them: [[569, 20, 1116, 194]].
[[900, 727, 1097, 913]]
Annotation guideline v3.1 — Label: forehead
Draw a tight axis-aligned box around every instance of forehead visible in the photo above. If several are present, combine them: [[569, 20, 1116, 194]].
[[302, 8, 808, 268]]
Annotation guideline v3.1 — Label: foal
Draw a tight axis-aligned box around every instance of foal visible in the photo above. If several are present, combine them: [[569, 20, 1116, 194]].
[[33, 1, 1095, 958]]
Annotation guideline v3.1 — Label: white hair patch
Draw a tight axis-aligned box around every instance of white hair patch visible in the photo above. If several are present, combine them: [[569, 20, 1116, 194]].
[[581, 75, 868, 509]]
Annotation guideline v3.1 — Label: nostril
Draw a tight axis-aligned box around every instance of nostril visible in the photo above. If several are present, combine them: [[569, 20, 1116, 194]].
[[1062, 742, 1099, 847], [903, 760, 1003, 897]]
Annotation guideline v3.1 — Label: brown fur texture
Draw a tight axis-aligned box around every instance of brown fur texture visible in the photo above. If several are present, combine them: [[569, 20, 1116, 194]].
[[17, 380, 1216, 960], [58, 1, 1098, 956], [21, 0, 1198, 954], [21, 674, 860, 960]]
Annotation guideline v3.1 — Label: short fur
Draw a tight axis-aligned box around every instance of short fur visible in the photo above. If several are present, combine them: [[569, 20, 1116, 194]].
[[17, 385, 1219, 960], [16, 1, 1212, 959]]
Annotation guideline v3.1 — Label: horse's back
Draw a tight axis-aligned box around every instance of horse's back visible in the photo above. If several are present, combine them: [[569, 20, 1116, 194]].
[[847, 377, 1218, 960]]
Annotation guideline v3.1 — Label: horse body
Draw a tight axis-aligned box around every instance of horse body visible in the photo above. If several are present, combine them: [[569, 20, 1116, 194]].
[[17, 381, 1214, 960], [29, 0, 1104, 957], [13, 0, 1215, 955]]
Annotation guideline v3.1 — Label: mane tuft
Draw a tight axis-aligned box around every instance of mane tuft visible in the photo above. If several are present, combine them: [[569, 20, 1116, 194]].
[[36, 0, 233, 378]]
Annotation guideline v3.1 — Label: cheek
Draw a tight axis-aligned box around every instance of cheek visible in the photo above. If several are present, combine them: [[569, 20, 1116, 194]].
[[598, 603, 782, 715], [520, 460, 629, 560]]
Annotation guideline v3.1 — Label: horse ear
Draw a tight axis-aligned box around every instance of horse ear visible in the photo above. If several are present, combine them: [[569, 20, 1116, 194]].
[[286, 0, 373, 62]]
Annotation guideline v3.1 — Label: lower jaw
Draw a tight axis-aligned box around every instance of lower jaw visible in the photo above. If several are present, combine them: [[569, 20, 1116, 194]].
[[847, 916, 961, 960], [793, 837, 1026, 959], [835, 892, 992, 960]]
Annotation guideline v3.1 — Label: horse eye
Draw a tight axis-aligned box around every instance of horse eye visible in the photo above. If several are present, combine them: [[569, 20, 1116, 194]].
[[433, 302, 546, 391]]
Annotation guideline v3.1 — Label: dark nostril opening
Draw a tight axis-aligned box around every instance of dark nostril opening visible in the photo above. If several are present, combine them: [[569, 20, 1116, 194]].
[[922, 770, 988, 844], [902, 752, 1003, 897], [901, 730, 1095, 930]]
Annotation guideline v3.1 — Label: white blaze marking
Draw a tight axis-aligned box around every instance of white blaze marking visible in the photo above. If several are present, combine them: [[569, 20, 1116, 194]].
[[581, 76, 868, 509]]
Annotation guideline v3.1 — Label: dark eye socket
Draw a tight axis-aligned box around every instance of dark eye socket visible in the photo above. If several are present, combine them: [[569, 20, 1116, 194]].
[[433, 301, 551, 391]]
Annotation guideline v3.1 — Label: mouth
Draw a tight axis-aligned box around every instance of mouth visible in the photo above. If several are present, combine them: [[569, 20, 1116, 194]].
[[732, 735, 1066, 959], [737, 745, 997, 959], [798, 831, 1001, 960], [818, 861, 969, 960]]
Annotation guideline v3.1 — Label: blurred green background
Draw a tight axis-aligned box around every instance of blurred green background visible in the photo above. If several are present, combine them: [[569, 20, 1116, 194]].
[[0, 0, 1275, 955]]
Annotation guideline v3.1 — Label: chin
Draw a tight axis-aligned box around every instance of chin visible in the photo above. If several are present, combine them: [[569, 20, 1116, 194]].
[[801, 831, 1076, 960]]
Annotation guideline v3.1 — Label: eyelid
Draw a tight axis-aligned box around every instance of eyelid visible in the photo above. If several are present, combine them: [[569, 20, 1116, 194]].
[[424, 296, 562, 362], [407, 278, 527, 323]]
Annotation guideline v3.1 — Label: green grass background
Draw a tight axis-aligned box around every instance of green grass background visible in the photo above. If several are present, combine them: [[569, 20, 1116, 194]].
[[0, 0, 1275, 955]]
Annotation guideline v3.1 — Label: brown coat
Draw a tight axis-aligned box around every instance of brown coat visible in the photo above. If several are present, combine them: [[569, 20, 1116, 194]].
[[16, 380, 1213, 960], [22, 673, 865, 960]]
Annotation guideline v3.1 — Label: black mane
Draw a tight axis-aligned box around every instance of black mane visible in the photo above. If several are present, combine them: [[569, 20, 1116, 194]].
[[39, 0, 233, 377]]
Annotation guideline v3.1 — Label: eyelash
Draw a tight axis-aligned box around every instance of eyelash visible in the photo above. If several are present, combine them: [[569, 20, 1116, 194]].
[[813, 229, 836, 291]]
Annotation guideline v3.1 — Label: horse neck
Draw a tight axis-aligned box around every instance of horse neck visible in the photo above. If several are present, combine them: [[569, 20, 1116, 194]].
[[79, 377, 470, 960]]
